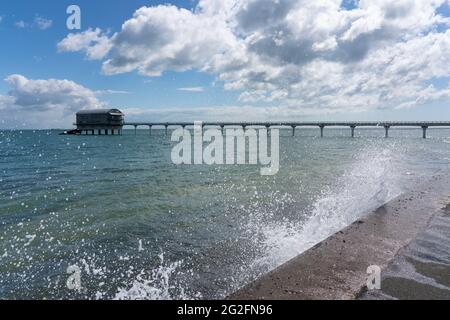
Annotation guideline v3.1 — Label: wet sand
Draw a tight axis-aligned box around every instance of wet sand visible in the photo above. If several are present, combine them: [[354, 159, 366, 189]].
[[230, 175, 450, 300]]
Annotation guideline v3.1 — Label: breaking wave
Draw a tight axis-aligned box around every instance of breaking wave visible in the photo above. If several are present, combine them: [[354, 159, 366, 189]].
[[240, 145, 404, 288], [114, 253, 200, 300], [116, 144, 407, 299], [5, 130, 441, 300]]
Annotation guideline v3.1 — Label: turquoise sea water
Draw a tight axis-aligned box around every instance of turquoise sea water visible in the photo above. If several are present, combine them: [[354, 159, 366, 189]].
[[1, 128, 450, 299]]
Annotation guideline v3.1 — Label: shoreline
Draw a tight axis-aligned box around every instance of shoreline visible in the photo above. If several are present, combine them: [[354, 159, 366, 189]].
[[229, 174, 450, 300]]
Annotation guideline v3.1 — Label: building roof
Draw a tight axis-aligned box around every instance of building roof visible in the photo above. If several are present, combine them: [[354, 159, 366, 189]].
[[77, 109, 123, 115]]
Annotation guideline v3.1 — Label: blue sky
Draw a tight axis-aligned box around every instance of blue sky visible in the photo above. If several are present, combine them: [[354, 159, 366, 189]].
[[1, 0, 450, 128], [0, 0, 238, 110]]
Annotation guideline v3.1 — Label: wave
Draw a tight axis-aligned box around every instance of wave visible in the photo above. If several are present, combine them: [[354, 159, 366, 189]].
[[71, 143, 410, 300], [113, 253, 201, 300], [243, 145, 404, 286]]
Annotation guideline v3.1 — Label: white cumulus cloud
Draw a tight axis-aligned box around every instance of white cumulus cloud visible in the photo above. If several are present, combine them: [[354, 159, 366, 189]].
[[34, 16, 52, 30], [57, 28, 112, 60], [102, 5, 240, 76], [0, 75, 107, 128], [15, 21, 27, 28], [57, 0, 450, 114]]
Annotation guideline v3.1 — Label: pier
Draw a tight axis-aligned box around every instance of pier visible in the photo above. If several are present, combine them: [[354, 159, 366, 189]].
[[71, 109, 450, 138], [122, 121, 450, 139]]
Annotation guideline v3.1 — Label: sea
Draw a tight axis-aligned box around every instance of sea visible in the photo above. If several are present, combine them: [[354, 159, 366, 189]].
[[1, 127, 450, 299]]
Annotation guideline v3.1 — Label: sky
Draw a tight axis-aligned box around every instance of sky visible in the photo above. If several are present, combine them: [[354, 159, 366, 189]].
[[1, 0, 450, 128]]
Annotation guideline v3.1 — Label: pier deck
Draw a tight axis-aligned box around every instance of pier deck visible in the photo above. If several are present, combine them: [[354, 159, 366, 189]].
[[123, 121, 450, 138]]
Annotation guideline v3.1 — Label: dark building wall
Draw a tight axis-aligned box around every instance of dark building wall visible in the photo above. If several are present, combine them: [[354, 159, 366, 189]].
[[76, 109, 124, 130]]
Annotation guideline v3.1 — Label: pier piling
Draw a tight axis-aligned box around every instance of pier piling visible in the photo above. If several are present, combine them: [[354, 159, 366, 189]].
[[319, 125, 325, 138], [422, 126, 428, 139], [384, 125, 390, 138]]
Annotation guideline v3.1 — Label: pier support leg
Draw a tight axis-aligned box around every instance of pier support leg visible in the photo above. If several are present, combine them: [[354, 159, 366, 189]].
[[134, 125, 137, 135], [105, 129, 108, 135], [350, 125, 356, 138], [221, 125, 225, 135], [384, 126, 390, 138], [292, 126, 296, 137], [319, 125, 324, 138], [165, 125, 168, 136], [92, 130, 94, 135], [112, 129, 115, 135], [98, 130, 102, 135], [422, 126, 428, 139], [149, 126, 152, 136]]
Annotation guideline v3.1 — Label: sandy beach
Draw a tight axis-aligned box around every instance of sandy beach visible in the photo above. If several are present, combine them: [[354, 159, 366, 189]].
[[230, 174, 450, 300]]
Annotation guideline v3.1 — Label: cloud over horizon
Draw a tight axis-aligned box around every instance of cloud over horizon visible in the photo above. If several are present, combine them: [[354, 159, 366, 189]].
[[4, 0, 450, 128], [0, 75, 106, 128], [57, 0, 450, 114]]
